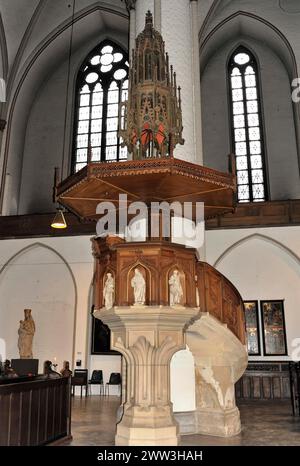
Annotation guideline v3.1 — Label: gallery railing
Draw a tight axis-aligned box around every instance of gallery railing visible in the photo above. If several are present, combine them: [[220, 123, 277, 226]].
[[0, 376, 71, 446]]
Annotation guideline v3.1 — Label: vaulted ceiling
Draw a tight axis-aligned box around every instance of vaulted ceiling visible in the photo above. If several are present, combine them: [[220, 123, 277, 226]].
[[0, 0, 128, 102]]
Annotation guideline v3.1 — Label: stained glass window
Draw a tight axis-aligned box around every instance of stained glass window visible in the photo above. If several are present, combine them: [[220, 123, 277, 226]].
[[229, 48, 267, 202], [73, 42, 128, 172], [244, 301, 261, 355]]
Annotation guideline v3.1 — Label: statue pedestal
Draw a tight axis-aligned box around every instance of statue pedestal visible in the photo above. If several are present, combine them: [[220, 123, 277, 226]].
[[11, 359, 39, 376], [94, 305, 199, 446]]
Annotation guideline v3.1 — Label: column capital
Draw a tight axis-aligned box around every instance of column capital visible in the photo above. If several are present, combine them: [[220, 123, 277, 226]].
[[122, 0, 137, 12]]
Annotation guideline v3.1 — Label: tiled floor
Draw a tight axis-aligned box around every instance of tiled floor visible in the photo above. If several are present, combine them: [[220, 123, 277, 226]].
[[61, 397, 300, 446]]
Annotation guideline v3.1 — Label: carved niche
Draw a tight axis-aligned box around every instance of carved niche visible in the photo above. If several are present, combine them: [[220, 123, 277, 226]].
[[168, 268, 186, 306], [128, 265, 147, 306], [92, 236, 198, 309]]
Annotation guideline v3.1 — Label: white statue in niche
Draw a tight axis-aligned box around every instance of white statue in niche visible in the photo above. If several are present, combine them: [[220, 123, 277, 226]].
[[169, 270, 183, 305], [131, 268, 146, 305], [18, 309, 36, 359], [103, 272, 115, 310]]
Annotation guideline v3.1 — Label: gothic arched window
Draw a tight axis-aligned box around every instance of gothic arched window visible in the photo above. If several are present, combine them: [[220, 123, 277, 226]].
[[73, 41, 129, 172], [229, 47, 267, 202]]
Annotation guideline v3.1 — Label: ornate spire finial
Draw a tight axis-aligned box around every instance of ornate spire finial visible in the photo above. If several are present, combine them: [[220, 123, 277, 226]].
[[145, 10, 153, 26], [119, 12, 184, 160]]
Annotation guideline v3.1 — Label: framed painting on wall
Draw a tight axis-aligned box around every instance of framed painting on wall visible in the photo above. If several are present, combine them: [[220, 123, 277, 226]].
[[244, 301, 261, 355], [260, 300, 287, 356], [91, 316, 119, 355]]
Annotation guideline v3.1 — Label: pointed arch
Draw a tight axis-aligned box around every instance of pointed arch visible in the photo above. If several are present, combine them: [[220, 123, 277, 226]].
[[0, 13, 8, 81], [213, 233, 300, 269], [200, 11, 299, 81], [0, 242, 78, 366]]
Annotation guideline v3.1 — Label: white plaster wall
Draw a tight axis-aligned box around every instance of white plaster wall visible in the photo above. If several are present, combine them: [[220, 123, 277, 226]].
[[89, 354, 121, 396], [18, 61, 69, 214], [206, 226, 300, 361], [171, 348, 196, 412]]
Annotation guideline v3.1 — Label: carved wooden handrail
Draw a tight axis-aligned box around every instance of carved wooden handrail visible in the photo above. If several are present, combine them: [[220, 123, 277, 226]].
[[196, 261, 246, 344]]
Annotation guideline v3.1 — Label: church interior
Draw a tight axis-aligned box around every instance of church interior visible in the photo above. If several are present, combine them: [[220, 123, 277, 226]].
[[0, 0, 300, 448]]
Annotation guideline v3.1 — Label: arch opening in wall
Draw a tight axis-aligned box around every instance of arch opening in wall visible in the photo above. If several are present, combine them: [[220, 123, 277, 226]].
[[0, 242, 77, 372], [212, 233, 300, 358]]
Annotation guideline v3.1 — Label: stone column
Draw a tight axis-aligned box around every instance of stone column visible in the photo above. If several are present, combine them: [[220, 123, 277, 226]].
[[133, 0, 203, 165], [190, 0, 203, 165], [161, 0, 197, 163], [124, 0, 137, 163], [1, 172, 12, 215], [95, 305, 199, 446], [124, 1, 137, 56], [187, 313, 248, 437], [154, 0, 161, 32]]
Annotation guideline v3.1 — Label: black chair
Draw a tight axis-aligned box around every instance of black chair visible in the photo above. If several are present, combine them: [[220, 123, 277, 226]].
[[105, 372, 121, 396], [71, 369, 88, 397], [89, 370, 104, 395]]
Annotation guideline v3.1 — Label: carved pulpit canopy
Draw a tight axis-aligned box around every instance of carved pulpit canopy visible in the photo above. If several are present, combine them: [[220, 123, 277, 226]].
[[119, 11, 184, 159]]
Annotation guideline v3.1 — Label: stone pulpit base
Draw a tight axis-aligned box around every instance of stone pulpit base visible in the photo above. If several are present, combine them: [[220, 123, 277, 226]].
[[187, 314, 248, 437], [94, 305, 199, 446]]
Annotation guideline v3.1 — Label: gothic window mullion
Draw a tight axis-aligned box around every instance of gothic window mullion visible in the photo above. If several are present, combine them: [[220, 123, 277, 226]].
[[87, 84, 93, 160], [241, 69, 253, 202], [116, 81, 122, 161], [101, 84, 109, 162]]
